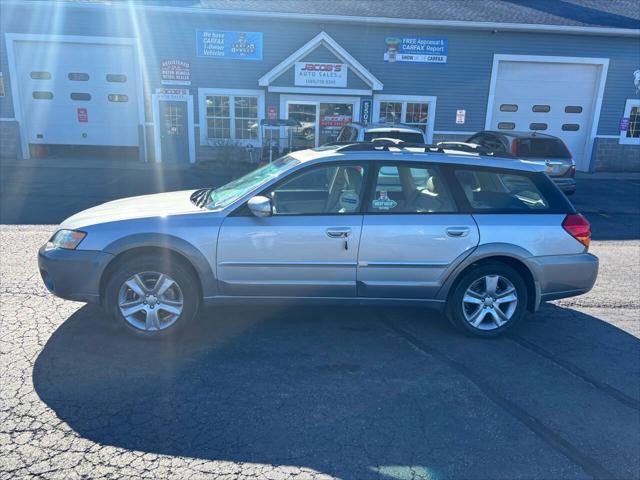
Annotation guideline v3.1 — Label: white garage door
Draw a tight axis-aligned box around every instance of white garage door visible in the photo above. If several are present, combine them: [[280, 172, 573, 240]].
[[14, 40, 140, 147], [489, 61, 602, 171]]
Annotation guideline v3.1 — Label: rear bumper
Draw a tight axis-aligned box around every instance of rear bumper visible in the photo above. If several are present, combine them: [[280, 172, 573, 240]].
[[529, 252, 598, 304], [38, 245, 113, 303], [552, 177, 576, 193]]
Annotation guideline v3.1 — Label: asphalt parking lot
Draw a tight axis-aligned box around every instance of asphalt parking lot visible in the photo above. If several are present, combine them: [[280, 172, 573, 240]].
[[1, 175, 639, 479]]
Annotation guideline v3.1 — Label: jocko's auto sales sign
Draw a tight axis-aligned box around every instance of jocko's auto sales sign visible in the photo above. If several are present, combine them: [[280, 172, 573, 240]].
[[295, 62, 348, 87]]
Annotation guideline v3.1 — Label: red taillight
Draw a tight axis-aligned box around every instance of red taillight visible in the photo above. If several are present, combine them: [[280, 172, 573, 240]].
[[562, 214, 591, 248], [511, 140, 518, 155]]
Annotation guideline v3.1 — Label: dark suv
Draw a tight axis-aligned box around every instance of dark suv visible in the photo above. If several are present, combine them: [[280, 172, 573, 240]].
[[439, 131, 576, 195]]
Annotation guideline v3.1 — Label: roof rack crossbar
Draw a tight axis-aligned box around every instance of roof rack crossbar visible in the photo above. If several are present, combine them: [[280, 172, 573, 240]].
[[334, 141, 447, 153]]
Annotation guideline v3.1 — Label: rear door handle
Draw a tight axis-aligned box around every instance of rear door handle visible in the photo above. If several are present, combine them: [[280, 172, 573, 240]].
[[326, 228, 351, 238], [446, 227, 470, 237]]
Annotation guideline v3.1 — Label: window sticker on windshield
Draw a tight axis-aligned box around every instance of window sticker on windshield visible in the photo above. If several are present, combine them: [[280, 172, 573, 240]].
[[339, 190, 359, 211], [372, 190, 397, 210]]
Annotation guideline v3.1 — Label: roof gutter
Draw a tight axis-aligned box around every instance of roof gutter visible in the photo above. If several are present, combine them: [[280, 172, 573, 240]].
[[10, 1, 640, 37]]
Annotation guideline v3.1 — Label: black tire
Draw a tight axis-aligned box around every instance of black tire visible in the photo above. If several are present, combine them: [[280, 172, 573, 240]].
[[447, 262, 528, 338], [103, 253, 200, 339]]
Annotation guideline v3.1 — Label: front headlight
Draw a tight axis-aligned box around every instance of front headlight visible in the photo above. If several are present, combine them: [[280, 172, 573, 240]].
[[46, 230, 87, 250]]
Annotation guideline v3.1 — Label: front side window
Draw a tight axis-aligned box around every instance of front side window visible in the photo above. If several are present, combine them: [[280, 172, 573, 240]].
[[455, 169, 548, 211], [205, 94, 259, 142], [371, 165, 456, 213], [271, 165, 367, 215]]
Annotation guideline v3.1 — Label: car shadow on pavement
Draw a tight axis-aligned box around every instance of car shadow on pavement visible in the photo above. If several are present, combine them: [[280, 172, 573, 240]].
[[32, 303, 640, 479]]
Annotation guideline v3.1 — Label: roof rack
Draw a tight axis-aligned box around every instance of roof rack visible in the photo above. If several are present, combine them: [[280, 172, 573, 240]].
[[334, 141, 447, 153]]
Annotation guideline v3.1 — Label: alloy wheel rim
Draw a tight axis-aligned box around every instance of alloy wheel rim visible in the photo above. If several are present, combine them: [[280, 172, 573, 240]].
[[117, 271, 184, 332], [462, 275, 518, 331]]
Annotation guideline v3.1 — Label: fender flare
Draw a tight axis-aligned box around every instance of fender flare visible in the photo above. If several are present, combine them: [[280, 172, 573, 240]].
[[102, 233, 217, 297], [436, 243, 541, 310]]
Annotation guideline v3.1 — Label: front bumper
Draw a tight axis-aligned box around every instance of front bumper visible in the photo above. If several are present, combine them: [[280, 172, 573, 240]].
[[552, 177, 576, 194], [38, 245, 113, 303], [529, 252, 598, 303]]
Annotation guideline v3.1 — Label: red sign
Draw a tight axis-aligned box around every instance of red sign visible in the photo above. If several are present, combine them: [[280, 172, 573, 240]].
[[77, 108, 88, 123], [320, 115, 351, 127], [268, 106, 277, 120]]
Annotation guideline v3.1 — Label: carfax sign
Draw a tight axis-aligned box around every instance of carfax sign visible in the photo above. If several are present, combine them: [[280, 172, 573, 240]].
[[384, 36, 448, 64], [196, 30, 263, 60]]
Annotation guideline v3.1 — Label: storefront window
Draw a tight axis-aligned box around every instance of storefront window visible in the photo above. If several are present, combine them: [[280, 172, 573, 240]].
[[627, 106, 640, 138], [205, 94, 258, 141], [319, 103, 353, 145], [406, 102, 429, 132], [379, 102, 402, 123], [234, 96, 258, 140], [377, 100, 429, 132]]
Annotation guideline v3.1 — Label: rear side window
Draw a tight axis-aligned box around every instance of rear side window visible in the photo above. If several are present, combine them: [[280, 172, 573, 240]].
[[364, 131, 423, 143], [514, 138, 570, 158], [454, 169, 549, 211], [371, 165, 456, 213]]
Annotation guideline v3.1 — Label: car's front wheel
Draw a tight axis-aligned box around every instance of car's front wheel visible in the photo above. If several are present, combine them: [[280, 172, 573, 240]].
[[104, 254, 200, 338], [447, 263, 528, 337]]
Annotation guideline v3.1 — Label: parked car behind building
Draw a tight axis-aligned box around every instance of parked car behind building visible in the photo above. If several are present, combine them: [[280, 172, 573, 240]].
[[440, 131, 576, 195], [334, 123, 427, 145]]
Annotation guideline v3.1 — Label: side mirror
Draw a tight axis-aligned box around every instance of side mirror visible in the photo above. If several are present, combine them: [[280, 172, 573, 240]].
[[247, 195, 272, 217]]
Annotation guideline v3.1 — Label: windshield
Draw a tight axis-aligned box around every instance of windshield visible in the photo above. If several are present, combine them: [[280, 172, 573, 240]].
[[364, 131, 424, 143], [207, 155, 300, 209]]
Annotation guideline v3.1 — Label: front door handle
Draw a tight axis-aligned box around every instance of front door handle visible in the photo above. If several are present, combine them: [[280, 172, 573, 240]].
[[326, 227, 351, 238], [446, 227, 470, 237]]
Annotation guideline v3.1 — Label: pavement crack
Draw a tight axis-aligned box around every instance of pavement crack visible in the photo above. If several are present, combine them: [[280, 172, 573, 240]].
[[381, 316, 618, 480]]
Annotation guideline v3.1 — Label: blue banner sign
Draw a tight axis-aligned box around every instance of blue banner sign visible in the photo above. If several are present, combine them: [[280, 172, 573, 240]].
[[361, 99, 372, 124], [196, 30, 263, 60], [384, 37, 448, 64]]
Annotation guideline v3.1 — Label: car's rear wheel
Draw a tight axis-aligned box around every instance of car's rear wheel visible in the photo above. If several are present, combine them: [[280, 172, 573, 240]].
[[104, 254, 199, 338], [447, 263, 528, 337]]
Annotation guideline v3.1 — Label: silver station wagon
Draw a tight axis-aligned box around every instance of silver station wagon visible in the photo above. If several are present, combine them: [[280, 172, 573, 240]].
[[38, 144, 598, 338]]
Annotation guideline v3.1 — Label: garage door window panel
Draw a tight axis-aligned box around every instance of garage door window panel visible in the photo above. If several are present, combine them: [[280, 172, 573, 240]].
[[498, 122, 515, 130], [108, 94, 128, 102], [32, 91, 53, 100], [106, 74, 127, 83], [500, 104, 518, 112], [565, 106, 583, 114], [30, 71, 51, 80], [68, 72, 89, 81], [532, 105, 550, 113], [70, 93, 91, 101]]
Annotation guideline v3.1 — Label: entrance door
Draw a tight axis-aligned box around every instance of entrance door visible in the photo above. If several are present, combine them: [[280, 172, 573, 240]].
[[159, 100, 189, 163], [288, 103, 317, 149], [217, 163, 368, 297], [284, 96, 359, 148]]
